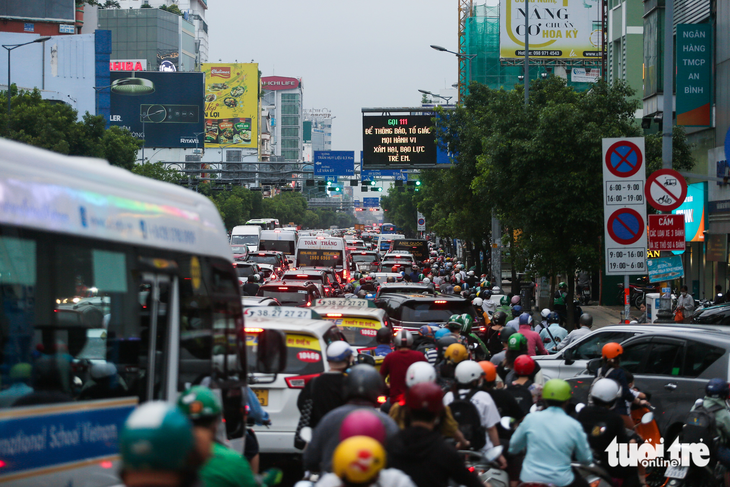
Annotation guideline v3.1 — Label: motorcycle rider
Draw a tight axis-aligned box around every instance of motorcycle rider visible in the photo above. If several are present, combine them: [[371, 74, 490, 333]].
[[556, 313, 593, 351], [486, 311, 509, 356], [506, 355, 541, 415], [505, 305, 523, 331], [577, 378, 641, 487], [242, 274, 261, 297], [490, 327, 516, 366], [594, 342, 649, 429], [517, 313, 548, 356], [387, 382, 485, 487], [373, 327, 394, 358], [458, 313, 489, 361], [540, 312, 568, 353], [497, 296, 513, 320], [554, 282, 569, 325], [436, 343, 469, 391], [535, 309, 551, 334], [380, 330, 427, 405], [413, 325, 439, 365], [509, 379, 593, 487], [692, 378, 730, 469]]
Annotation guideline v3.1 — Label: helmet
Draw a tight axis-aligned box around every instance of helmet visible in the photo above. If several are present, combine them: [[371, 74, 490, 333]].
[[459, 314, 473, 333], [376, 327, 393, 345], [480, 281, 488, 289], [590, 378, 621, 403], [344, 365, 385, 403], [332, 436, 386, 485], [473, 297, 484, 307], [394, 329, 414, 348], [601, 342, 623, 360], [541, 308, 551, 319], [447, 317, 462, 332], [339, 410, 386, 444], [406, 362, 437, 387], [177, 386, 222, 420], [406, 381, 444, 414], [518, 313, 532, 326], [706, 378, 730, 399], [513, 355, 536, 376], [253, 274, 261, 283], [478, 361, 497, 382], [512, 305, 522, 315], [468, 270, 475, 276], [454, 286, 462, 293], [434, 328, 451, 339], [500, 296, 509, 306], [455, 360, 485, 385], [510, 295, 521, 305], [482, 290, 492, 299], [492, 311, 508, 326], [559, 282, 567, 289], [120, 402, 195, 472], [327, 341, 354, 362], [392, 266, 399, 273], [419, 325, 436, 338], [498, 327, 516, 343], [493, 286, 502, 294], [423, 277, 431, 285], [507, 333, 527, 351], [549, 312, 560, 323], [542, 379, 572, 402], [579, 313, 593, 328], [444, 343, 468, 364]]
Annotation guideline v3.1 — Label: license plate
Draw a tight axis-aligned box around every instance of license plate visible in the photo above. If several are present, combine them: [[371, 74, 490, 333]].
[[665, 465, 688, 479], [252, 388, 268, 407]]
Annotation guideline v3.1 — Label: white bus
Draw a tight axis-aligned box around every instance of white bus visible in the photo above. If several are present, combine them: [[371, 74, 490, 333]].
[[0, 140, 284, 486], [231, 224, 262, 252], [245, 218, 280, 230], [295, 236, 350, 281]]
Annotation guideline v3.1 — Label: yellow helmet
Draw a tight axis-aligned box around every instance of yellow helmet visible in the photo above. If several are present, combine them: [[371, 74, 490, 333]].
[[332, 436, 386, 484], [454, 285, 462, 293], [444, 343, 468, 364]]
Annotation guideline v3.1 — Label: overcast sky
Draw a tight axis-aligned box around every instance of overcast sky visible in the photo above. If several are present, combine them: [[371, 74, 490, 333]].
[[207, 0, 458, 154]]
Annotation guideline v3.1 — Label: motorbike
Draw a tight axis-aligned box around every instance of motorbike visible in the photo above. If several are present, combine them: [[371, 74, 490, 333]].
[[616, 278, 660, 310], [454, 446, 510, 487], [579, 283, 592, 306]]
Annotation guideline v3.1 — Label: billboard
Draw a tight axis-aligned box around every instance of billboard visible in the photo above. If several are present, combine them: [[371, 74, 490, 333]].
[[314, 151, 355, 176], [362, 114, 437, 169], [0, 0, 74, 22], [261, 76, 300, 91], [676, 24, 711, 127], [202, 63, 259, 149], [672, 182, 706, 242], [499, 0, 602, 60], [109, 72, 205, 149]]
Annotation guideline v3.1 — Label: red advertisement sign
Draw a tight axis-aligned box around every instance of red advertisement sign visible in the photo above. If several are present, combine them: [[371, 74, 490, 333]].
[[648, 214, 685, 251], [261, 76, 300, 91]]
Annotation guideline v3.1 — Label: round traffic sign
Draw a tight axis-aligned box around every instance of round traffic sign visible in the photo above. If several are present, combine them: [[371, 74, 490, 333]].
[[417, 218, 425, 225], [605, 140, 643, 178], [607, 208, 645, 245], [645, 169, 687, 212]]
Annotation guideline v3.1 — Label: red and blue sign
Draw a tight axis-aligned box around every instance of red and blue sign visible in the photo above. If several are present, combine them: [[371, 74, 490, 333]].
[[605, 140, 643, 177], [607, 208, 645, 245]]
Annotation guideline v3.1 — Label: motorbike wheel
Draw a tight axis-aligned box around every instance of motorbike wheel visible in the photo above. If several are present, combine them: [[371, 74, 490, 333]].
[[635, 295, 645, 310]]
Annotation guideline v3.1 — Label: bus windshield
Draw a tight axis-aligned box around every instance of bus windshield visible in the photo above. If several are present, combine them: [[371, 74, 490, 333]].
[[297, 249, 344, 267], [260, 240, 295, 254], [231, 234, 259, 245]]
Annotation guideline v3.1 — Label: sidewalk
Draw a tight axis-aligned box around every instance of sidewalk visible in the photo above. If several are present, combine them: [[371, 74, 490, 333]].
[[584, 304, 626, 329]]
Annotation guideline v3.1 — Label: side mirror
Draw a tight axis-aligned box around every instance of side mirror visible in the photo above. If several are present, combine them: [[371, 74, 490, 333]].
[[356, 353, 376, 366], [586, 357, 602, 375], [256, 329, 287, 374], [563, 348, 574, 365]]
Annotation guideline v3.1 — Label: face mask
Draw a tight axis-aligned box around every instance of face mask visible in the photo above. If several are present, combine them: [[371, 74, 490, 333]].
[[682, 292, 687, 296]]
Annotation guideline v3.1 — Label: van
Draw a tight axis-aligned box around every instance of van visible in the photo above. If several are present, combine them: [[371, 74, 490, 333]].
[[246, 218, 280, 230], [377, 233, 405, 254], [296, 235, 350, 281], [231, 225, 262, 252], [260, 229, 298, 261], [390, 238, 428, 262]]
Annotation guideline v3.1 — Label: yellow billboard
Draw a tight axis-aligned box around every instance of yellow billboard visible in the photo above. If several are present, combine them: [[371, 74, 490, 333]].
[[202, 63, 258, 148]]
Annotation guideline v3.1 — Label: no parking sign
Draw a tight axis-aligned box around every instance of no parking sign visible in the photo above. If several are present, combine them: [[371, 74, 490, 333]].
[[603, 138, 647, 275]]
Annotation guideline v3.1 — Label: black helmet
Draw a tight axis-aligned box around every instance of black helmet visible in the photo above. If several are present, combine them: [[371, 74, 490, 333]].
[[344, 364, 385, 403], [498, 327, 516, 343], [376, 327, 393, 345], [579, 313, 593, 328], [492, 311, 508, 326]]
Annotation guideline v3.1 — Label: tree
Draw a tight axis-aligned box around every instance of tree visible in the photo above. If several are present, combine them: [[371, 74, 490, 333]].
[[262, 192, 308, 224], [159, 4, 183, 16], [132, 162, 186, 184], [380, 187, 419, 237]]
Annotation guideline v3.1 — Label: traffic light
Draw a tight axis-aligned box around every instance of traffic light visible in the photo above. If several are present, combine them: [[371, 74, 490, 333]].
[[361, 186, 368, 192], [415, 180, 421, 191], [375, 187, 383, 192], [327, 181, 332, 187], [369, 180, 376, 186]]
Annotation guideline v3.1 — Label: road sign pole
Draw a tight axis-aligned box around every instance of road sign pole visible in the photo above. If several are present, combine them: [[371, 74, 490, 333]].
[[624, 275, 630, 324]]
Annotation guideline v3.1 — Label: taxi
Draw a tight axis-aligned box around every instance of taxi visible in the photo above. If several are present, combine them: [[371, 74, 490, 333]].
[[244, 307, 347, 455], [312, 298, 391, 353]]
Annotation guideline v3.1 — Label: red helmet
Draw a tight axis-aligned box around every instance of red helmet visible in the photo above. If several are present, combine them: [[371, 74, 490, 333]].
[[339, 409, 386, 444], [513, 354, 536, 376], [405, 381, 444, 414]]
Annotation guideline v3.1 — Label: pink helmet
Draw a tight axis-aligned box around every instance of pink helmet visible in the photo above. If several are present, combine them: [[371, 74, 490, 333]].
[[510, 295, 521, 305], [339, 409, 386, 444]]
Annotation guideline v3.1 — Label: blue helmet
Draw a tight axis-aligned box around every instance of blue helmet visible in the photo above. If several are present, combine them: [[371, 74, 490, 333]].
[[512, 305, 523, 315], [706, 378, 729, 399], [434, 328, 451, 339], [549, 312, 560, 323], [420, 325, 436, 338]]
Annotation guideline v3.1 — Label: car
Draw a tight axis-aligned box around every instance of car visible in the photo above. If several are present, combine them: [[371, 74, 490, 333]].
[[376, 293, 477, 332], [381, 258, 414, 274], [247, 251, 288, 275], [256, 280, 322, 307], [245, 313, 348, 454], [383, 252, 416, 264], [233, 262, 261, 286], [281, 270, 333, 296], [369, 272, 404, 284], [231, 245, 249, 261], [242, 296, 280, 308], [565, 326, 730, 441], [309, 267, 346, 296], [256, 263, 278, 282], [312, 298, 391, 352], [350, 251, 382, 273], [376, 282, 436, 298], [345, 239, 367, 251]]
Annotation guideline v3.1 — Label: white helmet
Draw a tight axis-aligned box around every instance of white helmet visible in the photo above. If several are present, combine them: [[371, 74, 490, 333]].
[[394, 329, 414, 348], [541, 308, 551, 319], [473, 297, 484, 307], [423, 277, 431, 285], [492, 286, 501, 294], [468, 270, 475, 276], [327, 341, 353, 362], [455, 360, 485, 385], [405, 362, 437, 388], [590, 378, 621, 403]]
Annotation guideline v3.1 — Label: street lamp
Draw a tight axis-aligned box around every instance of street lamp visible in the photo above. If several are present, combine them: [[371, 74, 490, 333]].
[[430, 45, 476, 100], [3, 36, 51, 117], [418, 89, 452, 105]]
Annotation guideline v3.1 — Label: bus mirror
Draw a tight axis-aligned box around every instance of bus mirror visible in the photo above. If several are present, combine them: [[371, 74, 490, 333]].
[[256, 329, 287, 374]]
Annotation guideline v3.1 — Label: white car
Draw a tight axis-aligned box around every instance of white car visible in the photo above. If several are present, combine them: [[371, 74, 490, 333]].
[[245, 314, 348, 454], [312, 298, 390, 352]]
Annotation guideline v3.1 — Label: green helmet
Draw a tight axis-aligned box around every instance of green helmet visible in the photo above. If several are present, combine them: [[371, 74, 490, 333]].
[[559, 281, 567, 289], [459, 313, 473, 333], [542, 378, 572, 402], [507, 333, 527, 351], [500, 296, 509, 306], [120, 402, 195, 472], [177, 386, 222, 420]]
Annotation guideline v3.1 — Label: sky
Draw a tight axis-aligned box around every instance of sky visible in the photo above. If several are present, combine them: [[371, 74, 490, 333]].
[[207, 0, 458, 154]]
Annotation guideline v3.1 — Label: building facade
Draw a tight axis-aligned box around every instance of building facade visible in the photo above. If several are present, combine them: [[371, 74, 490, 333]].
[[261, 76, 304, 162]]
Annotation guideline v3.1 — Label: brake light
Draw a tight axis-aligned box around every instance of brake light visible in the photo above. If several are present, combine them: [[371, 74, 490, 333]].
[[244, 327, 264, 333], [361, 252, 368, 255], [279, 287, 289, 290], [479, 326, 487, 332], [306, 301, 312, 307], [286, 373, 321, 388], [435, 300, 447, 304], [377, 395, 387, 404], [259, 253, 266, 256], [99, 460, 113, 469], [327, 313, 343, 317], [393, 326, 402, 333], [297, 275, 308, 278]]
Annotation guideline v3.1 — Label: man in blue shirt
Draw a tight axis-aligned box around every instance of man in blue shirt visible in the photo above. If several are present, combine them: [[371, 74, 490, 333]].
[[509, 379, 593, 487], [540, 313, 568, 353], [374, 327, 394, 357]]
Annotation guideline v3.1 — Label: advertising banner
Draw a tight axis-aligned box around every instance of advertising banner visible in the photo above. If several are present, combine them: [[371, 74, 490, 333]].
[[362, 114, 437, 168], [202, 63, 259, 149], [676, 24, 712, 126], [672, 182, 706, 242], [109, 72, 204, 149], [499, 0, 602, 59], [647, 255, 685, 283]]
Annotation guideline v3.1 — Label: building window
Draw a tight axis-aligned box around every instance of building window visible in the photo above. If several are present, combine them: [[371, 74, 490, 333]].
[[281, 116, 298, 126], [281, 105, 299, 115], [281, 128, 299, 137], [281, 94, 300, 102]]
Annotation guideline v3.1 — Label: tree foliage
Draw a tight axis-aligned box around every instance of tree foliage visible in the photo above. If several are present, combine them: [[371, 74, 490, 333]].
[[380, 188, 420, 236]]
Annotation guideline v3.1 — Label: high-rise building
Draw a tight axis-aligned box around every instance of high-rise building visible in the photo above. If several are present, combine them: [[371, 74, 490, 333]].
[[261, 76, 303, 162]]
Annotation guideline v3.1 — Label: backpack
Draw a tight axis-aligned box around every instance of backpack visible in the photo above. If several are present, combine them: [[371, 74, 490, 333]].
[[416, 341, 438, 365], [681, 401, 725, 447], [449, 389, 487, 450]]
